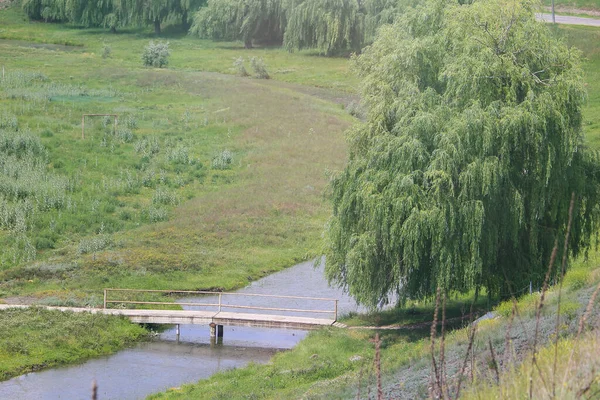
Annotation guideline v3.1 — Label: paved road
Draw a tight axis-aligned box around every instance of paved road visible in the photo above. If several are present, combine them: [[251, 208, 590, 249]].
[[537, 13, 600, 27]]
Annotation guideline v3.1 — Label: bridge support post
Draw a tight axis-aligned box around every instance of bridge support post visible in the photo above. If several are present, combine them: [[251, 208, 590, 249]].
[[210, 323, 224, 339]]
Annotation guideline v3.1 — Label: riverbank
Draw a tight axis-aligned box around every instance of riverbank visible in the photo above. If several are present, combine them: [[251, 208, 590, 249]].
[[0, 307, 148, 381], [149, 252, 600, 399]]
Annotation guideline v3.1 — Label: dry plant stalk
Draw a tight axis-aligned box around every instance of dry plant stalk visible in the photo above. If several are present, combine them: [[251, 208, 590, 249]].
[[430, 287, 442, 398], [562, 281, 600, 387], [488, 338, 500, 385], [357, 363, 363, 400], [503, 302, 516, 369], [440, 291, 448, 399], [553, 192, 575, 398], [455, 325, 477, 399], [373, 333, 382, 400], [529, 238, 558, 399]]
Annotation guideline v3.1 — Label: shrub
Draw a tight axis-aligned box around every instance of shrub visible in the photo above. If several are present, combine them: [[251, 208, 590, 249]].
[[152, 187, 179, 206], [142, 41, 170, 68], [102, 43, 112, 59], [0, 113, 18, 130], [116, 127, 133, 143], [141, 206, 168, 222], [233, 57, 249, 77], [77, 234, 113, 255], [564, 269, 590, 291], [250, 57, 270, 79], [211, 149, 233, 170], [167, 145, 191, 164]]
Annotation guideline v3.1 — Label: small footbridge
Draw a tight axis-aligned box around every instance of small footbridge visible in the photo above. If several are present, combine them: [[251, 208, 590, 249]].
[[1, 289, 345, 340]]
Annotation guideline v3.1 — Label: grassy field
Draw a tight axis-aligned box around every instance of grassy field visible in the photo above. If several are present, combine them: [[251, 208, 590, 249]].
[[0, 4, 357, 304], [0, 307, 147, 380], [543, 0, 600, 13], [0, 3, 355, 379]]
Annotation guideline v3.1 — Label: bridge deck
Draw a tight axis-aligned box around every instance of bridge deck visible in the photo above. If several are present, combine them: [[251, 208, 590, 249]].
[[0, 304, 336, 330]]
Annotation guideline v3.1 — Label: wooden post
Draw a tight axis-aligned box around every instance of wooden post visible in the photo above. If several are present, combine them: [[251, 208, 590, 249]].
[[218, 293, 222, 312], [103, 289, 107, 309], [209, 322, 216, 338], [114, 115, 118, 135], [81, 115, 85, 139], [176, 324, 180, 340], [217, 325, 223, 338]]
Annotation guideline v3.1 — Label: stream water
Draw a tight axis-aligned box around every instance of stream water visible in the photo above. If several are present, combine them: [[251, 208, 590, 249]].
[[0, 259, 364, 400]]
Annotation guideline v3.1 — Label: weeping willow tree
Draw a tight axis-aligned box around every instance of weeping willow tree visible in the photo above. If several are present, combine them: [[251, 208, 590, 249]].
[[22, 0, 69, 21], [284, 0, 364, 55], [325, 0, 600, 307], [190, 0, 287, 48], [362, 0, 418, 43]]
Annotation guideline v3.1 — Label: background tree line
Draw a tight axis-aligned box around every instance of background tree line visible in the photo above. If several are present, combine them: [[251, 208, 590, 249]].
[[20, 0, 414, 55], [21, 0, 206, 34]]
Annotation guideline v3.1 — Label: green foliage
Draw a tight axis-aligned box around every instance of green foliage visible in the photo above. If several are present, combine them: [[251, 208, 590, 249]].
[[284, 0, 365, 56], [233, 56, 249, 76], [211, 149, 233, 170], [250, 56, 270, 79], [325, 0, 600, 306], [190, 0, 286, 48], [22, 0, 69, 22], [21, 0, 206, 32], [142, 40, 170, 68], [102, 43, 112, 59], [564, 268, 590, 291]]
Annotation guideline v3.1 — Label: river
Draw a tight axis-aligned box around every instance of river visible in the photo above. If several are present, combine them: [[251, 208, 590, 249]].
[[0, 259, 364, 400]]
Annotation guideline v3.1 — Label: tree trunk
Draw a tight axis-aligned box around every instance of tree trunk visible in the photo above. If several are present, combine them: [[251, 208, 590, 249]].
[[181, 11, 189, 31], [244, 37, 252, 49], [110, 26, 117, 34], [154, 18, 161, 35]]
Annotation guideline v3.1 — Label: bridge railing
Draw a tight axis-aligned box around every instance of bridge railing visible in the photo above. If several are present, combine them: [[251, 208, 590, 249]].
[[103, 288, 339, 320]]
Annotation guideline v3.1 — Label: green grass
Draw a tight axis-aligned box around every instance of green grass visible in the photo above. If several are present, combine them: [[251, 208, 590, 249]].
[[149, 251, 600, 400], [542, 0, 600, 12], [0, 3, 355, 381], [0, 4, 356, 302], [0, 307, 148, 381], [559, 25, 600, 147]]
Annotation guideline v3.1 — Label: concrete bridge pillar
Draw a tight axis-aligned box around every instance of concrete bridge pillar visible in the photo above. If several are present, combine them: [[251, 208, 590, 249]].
[[209, 323, 224, 338]]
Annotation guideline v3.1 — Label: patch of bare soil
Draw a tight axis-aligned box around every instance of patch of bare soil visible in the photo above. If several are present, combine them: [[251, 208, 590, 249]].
[[1, 296, 40, 305]]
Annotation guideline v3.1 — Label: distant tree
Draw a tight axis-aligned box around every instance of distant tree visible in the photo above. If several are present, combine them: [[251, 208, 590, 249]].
[[325, 0, 600, 307], [189, 0, 287, 48], [22, 0, 204, 33], [70, 0, 116, 28], [284, 0, 364, 56], [22, 0, 69, 22]]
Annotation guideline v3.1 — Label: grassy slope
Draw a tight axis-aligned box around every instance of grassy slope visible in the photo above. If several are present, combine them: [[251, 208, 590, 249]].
[[149, 24, 600, 400], [0, 5, 355, 380], [0, 307, 147, 380], [542, 0, 600, 12], [0, 5, 356, 301]]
